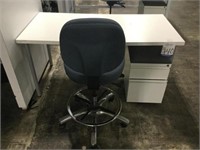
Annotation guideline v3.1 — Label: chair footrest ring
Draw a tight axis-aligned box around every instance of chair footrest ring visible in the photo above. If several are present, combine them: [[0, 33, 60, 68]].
[[67, 86, 122, 127]]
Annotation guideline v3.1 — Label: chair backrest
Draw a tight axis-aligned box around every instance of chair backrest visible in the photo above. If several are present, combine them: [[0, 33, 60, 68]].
[[60, 18, 125, 86]]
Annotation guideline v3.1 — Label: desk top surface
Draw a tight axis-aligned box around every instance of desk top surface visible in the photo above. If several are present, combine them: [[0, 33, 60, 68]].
[[16, 12, 185, 46]]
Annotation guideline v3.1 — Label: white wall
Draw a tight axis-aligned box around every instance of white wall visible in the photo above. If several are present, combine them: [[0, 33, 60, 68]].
[[0, 0, 49, 109]]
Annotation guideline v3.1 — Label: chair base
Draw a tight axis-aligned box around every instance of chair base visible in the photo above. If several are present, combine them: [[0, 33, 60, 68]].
[[59, 86, 129, 147], [59, 110, 129, 126]]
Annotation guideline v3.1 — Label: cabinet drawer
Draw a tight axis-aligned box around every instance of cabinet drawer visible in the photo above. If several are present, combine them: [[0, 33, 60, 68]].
[[126, 79, 167, 103], [130, 63, 170, 80], [130, 67, 170, 79]]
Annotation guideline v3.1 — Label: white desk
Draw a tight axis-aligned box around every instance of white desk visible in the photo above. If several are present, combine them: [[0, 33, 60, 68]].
[[16, 12, 185, 98]]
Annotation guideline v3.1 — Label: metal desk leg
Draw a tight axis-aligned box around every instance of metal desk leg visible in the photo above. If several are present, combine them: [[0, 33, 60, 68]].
[[25, 44, 41, 96], [47, 45, 53, 66]]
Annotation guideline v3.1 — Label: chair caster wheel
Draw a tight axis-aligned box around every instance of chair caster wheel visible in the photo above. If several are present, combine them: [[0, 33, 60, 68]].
[[120, 122, 128, 128], [90, 144, 100, 149]]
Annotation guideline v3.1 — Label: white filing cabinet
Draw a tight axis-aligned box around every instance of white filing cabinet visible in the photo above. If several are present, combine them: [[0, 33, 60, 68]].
[[125, 46, 173, 103], [138, 0, 168, 16], [125, 63, 171, 103]]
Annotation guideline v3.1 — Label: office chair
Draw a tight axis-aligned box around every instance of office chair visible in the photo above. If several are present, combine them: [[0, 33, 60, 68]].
[[59, 18, 129, 148], [102, 0, 125, 14]]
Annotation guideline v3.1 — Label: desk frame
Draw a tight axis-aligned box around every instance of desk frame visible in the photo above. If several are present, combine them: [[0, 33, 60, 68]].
[[24, 44, 53, 96]]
